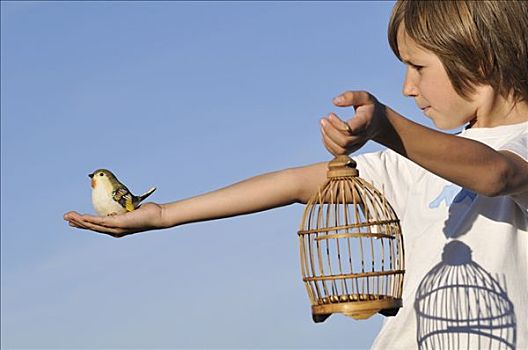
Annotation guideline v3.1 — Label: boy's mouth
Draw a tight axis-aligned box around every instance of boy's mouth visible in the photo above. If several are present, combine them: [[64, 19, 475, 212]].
[[420, 107, 432, 118], [420, 106, 431, 114]]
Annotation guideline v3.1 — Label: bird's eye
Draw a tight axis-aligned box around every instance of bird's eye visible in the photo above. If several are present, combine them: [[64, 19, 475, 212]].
[[99, 173, 104, 176]]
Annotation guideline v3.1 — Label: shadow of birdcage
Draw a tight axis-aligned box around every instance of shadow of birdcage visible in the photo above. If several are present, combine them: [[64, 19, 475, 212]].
[[414, 240, 516, 350]]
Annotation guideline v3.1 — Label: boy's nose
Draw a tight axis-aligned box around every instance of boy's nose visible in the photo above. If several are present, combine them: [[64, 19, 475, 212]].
[[402, 68, 418, 97], [402, 83, 418, 97]]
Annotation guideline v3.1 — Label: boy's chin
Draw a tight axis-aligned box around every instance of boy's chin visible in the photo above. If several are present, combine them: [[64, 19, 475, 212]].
[[430, 116, 466, 131]]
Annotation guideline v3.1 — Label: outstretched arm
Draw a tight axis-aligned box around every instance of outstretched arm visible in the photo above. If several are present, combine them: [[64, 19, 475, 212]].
[[159, 164, 328, 226], [64, 162, 328, 237]]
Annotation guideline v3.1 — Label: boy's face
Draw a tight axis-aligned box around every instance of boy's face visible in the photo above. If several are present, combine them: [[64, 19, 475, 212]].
[[397, 26, 482, 130]]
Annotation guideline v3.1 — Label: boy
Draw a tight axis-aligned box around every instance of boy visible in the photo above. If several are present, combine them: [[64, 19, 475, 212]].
[[65, 1, 527, 348]]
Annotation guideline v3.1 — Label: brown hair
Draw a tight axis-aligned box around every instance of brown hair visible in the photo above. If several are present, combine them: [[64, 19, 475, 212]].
[[388, 0, 528, 103]]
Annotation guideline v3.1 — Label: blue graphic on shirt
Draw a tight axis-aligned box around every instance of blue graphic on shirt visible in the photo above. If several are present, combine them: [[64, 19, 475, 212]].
[[429, 184, 477, 208]]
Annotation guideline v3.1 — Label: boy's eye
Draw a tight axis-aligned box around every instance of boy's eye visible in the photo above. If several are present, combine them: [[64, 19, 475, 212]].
[[413, 64, 424, 72]]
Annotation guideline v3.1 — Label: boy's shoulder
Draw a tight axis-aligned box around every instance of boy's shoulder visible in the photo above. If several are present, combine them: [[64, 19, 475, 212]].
[[459, 121, 527, 161]]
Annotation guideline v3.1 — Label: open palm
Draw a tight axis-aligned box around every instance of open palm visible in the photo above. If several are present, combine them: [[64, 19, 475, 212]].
[[64, 202, 164, 238]]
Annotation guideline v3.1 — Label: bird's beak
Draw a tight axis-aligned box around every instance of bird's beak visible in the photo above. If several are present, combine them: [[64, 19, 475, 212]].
[[88, 173, 95, 188]]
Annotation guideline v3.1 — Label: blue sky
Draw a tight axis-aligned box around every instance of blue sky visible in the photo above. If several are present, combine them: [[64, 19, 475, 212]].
[[1, 1, 434, 348]]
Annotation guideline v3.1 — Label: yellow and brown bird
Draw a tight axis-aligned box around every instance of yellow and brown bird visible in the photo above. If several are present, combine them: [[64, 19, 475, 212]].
[[89, 169, 156, 216]]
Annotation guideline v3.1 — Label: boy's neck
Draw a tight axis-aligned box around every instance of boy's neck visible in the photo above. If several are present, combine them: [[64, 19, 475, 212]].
[[470, 92, 528, 128]]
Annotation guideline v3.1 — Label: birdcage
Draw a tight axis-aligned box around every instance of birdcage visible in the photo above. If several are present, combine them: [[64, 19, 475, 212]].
[[298, 155, 405, 322]]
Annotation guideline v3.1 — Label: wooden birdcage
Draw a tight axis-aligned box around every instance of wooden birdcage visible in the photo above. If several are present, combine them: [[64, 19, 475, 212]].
[[298, 155, 405, 322]]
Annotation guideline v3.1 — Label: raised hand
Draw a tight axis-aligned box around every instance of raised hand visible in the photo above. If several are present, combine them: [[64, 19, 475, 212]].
[[320, 91, 387, 156]]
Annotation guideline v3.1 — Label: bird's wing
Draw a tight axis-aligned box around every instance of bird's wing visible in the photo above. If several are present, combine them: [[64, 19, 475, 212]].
[[112, 187, 135, 212]]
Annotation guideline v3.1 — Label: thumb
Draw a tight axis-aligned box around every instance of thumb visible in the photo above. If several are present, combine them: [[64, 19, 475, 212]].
[[333, 90, 377, 108]]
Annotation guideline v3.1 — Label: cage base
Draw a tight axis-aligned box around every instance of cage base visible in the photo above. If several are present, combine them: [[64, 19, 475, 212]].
[[311, 297, 402, 322]]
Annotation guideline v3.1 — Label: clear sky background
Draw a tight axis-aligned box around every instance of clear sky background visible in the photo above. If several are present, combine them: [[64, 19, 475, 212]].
[[1, 1, 437, 349]]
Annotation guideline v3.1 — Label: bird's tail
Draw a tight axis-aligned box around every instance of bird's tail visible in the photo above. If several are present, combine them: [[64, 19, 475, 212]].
[[137, 187, 157, 203]]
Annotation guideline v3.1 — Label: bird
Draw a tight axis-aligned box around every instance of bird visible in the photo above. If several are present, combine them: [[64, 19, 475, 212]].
[[89, 169, 156, 216]]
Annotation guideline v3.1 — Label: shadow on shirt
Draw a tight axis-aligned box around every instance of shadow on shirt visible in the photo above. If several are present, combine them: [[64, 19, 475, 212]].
[[439, 187, 527, 238], [414, 241, 516, 349]]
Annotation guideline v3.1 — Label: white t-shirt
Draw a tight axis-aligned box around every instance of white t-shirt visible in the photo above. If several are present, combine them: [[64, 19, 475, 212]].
[[354, 122, 528, 350]]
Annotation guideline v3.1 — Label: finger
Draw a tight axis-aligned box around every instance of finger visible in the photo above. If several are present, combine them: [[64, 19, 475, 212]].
[[321, 116, 353, 149], [321, 117, 365, 154], [64, 211, 82, 221], [321, 126, 347, 156], [65, 212, 109, 231], [74, 219, 127, 237], [321, 133, 342, 156], [335, 106, 374, 134], [81, 212, 141, 236], [80, 214, 113, 227], [332, 90, 376, 108], [64, 212, 100, 229], [68, 217, 90, 230], [322, 138, 340, 157], [327, 113, 354, 135], [65, 213, 126, 237], [69, 221, 85, 229], [348, 105, 376, 136], [83, 212, 138, 230]]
